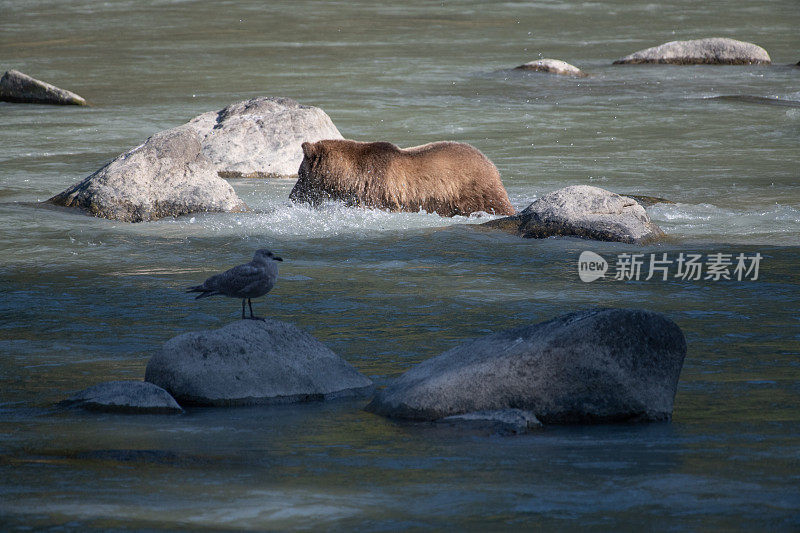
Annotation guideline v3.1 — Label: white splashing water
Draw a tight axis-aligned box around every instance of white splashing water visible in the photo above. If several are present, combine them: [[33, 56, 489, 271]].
[[650, 202, 800, 243]]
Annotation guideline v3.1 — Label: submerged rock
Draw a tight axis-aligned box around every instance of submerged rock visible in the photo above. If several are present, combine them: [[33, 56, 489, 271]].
[[708, 95, 800, 109], [613, 38, 771, 65], [624, 194, 675, 207], [0, 69, 87, 105], [514, 58, 586, 77], [482, 185, 664, 244], [440, 409, 543, 435], [145, 319, 373, 406], [48, 126, 245, 222], [60, 381, 183, 414], [188, 97, 343, 178], [367, 308, 687, 424]]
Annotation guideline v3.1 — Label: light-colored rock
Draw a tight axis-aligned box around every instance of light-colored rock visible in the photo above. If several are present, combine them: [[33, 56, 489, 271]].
[[0, 69, 87, 105], [514, 58, 586, 77], [145, 319, 373, 406], [482, 185, 664, 244], [613, 38, 771, 65], [188, 97, 343, 178], [441, 409, 542, 435], [60, 380, 183, 414], [47, 96, 340, 221], [367, 308, 687, 424], [48, 126, 246, 222]]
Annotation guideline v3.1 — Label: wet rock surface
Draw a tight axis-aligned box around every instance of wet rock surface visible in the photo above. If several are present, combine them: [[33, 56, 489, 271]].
[[188, 96, 343, 178], [514, 58, 586, 77], [440, 409, 543, 435], [145, 319, 373, 406], [0, 69, 87, 105], [367, 308, 687, 425], [613, 38, 771, 65], [48, 126, 245, 222], [483, 185, 664, 244], [60, 381, 183, 414]]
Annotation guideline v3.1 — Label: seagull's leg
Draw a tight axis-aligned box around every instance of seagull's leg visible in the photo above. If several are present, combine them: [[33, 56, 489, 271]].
[[241, 298, 246, 319], [248, 299, 265, 321]]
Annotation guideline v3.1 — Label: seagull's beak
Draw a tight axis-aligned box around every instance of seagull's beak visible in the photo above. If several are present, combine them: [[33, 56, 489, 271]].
[[275, 256, 283, 262]]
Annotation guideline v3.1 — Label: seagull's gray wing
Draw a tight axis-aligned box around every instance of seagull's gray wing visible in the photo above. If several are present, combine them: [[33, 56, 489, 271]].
[[203, 263, 266, 295]]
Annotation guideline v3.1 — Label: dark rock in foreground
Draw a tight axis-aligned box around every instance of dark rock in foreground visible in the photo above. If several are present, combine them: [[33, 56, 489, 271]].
[[48, 126, 246, 222], [613, 38, 771, 65], [0, 69, 87, 105], [483, 185, 664, 244], [514, 58, 586, 77], [367, 308, 687, 425], [145, 319, 373, 406], [60, 381, 183, 414]]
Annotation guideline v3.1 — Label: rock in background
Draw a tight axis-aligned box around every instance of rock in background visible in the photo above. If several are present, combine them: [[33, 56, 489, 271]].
[[483, 185, 664, 244], [514, 59, 586, 77], [0, 69, 87, 105], [188, 97, 343, 178], [145, 319, 373, 406], [48, 126, 246, 222], [367, 308, 687, 424], [60, 381, 184, 414], [47, 96, 342, 222], [613, 38, 771, 65]]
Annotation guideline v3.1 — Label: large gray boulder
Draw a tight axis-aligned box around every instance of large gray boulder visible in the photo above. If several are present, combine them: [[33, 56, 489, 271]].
[[483, 185, 664, 244], [187, 97, 343, 178], [613, 38, 771, 65], [145, 319, 373, 406], [60, 381, 183, 414], [367, 308, 687, 424], [47, 96, 341, 221], [514, 58, 586, 77], [0, 69, 87, 105], [48, 126, 246, 222]]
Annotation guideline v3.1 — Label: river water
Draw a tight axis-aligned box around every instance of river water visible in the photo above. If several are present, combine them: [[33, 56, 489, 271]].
[[1, 0, 799, 530]]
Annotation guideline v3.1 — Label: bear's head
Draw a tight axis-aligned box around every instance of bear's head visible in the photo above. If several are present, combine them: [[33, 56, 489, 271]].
[[290, 139, 401, 207], [291, 140, 338, 205], [298, 141, 323, 175]]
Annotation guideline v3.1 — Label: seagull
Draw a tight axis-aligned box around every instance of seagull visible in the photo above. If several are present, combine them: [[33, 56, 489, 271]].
[[186, 249, 283, 320]]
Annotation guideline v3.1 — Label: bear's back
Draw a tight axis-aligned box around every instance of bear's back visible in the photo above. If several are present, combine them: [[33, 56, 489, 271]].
[[292, 138, 514, 216]]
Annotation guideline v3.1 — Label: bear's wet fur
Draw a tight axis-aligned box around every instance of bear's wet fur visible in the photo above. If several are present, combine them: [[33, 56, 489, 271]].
[[289, 139, 516, 217]]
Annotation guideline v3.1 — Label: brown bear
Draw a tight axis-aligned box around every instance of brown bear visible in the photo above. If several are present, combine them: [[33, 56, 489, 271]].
[[288, 139, 516, 217]]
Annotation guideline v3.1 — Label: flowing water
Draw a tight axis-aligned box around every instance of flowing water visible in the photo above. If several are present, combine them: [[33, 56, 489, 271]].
[[1, 0, 799, 530]]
